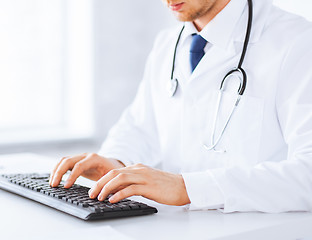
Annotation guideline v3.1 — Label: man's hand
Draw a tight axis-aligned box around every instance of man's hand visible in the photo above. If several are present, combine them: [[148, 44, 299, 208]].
[[49, 153, 125, 188], [88, 163, 191, 206]]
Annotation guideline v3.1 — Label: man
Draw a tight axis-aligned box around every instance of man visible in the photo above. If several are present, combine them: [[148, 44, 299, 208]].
[[50, 0, 312, 213]]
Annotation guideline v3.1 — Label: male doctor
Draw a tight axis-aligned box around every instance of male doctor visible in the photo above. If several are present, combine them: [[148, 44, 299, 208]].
[[50, 0, 312, 213]]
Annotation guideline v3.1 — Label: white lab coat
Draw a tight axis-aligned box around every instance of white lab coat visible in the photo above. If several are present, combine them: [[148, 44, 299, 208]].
[[99, 0, 312, 213]]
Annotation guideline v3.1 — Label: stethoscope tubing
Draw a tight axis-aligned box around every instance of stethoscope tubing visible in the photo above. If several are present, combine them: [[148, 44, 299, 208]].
[[170, 0, 253, 152]]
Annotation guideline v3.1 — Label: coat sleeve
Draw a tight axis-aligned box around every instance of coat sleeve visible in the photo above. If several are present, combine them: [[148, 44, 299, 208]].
[[183, 29, 312, 213], [98, 51, 160, 168]]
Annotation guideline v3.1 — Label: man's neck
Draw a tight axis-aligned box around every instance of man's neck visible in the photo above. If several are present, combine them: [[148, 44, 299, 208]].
[[193, 0, 231, 32]]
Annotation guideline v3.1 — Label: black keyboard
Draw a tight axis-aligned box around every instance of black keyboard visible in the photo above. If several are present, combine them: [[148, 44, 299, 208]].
[[0, 173, 157, 220]]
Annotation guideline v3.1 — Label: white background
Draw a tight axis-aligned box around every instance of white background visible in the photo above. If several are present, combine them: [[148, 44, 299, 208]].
[[0, 0, 311, 158]]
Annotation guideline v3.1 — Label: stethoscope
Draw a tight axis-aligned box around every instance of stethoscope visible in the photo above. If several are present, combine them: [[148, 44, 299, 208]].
[[167, 0, 253, 152]]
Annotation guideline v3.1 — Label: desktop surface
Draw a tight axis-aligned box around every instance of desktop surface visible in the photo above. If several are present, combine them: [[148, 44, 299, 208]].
[[1, 153, 312, 240]]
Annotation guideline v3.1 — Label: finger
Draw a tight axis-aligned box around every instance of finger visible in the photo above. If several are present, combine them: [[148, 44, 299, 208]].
[[97, 173, 145, 201], [49, 158, 66, 185], [88, 169, 119, 198], [88, 168, 135, 199], [64, 156, 94, 188], [88, 165, 148, 198], [50, 154, 85, 187], [50, 154, 88, 186], [108, 185, 144, 203]]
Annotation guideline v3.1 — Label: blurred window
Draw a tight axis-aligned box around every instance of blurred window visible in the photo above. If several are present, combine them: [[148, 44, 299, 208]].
[[0, 0, 94, 145]]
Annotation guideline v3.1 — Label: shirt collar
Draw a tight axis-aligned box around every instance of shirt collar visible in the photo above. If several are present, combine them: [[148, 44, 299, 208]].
[[179, 0, 273, 52], [180, 0, 247, 52]]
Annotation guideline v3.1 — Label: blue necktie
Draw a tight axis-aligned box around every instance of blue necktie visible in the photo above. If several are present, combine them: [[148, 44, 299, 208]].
[[190, 34, 207, 72]]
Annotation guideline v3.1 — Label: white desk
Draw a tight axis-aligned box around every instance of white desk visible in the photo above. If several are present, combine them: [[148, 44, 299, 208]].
[[1, 153, 312, 240]]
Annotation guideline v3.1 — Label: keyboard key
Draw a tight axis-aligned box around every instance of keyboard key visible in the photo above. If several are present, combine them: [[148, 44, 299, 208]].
[[78, 202, 89, 208]]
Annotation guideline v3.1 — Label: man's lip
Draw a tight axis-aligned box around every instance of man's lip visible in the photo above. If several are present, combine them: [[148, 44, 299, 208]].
[[169, 2, 184, 11]]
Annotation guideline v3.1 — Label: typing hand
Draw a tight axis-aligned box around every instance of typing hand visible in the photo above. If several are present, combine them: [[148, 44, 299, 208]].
[[88, 163, 191, 206], [49, 153, 125, 188]]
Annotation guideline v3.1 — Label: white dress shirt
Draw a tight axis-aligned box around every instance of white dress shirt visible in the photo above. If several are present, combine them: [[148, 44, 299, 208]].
[[99, 0, 312, 213]]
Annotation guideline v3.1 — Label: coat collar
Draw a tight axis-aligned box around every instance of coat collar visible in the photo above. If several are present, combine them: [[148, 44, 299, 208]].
[[178, 0, 273, 54], [234, 0, 273, 44]]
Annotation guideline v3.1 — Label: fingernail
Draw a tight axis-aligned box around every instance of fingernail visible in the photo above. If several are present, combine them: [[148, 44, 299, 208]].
[[98, 195, 103, 201], [64, 181, 70, 188], [109, 195, 115, 202]]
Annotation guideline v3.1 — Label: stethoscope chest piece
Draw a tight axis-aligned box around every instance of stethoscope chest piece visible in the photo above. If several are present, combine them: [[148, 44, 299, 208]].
[[167, 78, 178, 97]]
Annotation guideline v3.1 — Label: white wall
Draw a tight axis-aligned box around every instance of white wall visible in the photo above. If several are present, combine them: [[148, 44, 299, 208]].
[[0, 0, 177, 157], [92, 0, 176, 142]]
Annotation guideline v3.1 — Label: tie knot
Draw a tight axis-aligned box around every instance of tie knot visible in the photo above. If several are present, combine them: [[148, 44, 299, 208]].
[[190, 34, 207, 53]]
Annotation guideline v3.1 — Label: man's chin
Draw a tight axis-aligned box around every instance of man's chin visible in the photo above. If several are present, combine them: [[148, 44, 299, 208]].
[[173, 12, 193, 22]]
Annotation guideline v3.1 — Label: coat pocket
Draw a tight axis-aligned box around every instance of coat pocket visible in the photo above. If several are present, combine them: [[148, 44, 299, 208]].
[[197, 89, 264, 167]]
